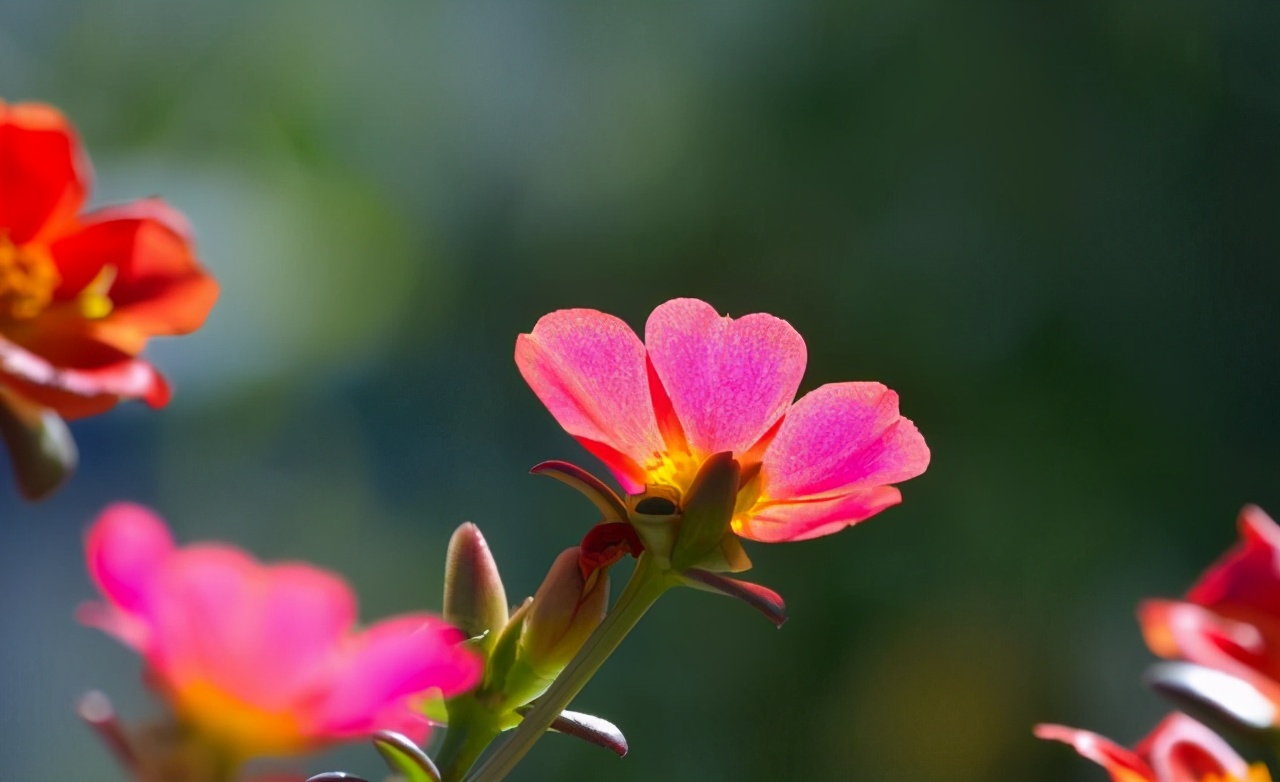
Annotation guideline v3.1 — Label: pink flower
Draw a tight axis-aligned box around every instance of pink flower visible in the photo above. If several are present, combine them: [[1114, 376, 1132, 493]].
[[78, 503, 483, 761], [1139, 506, 1280, 717], [516, 298, 930, 542], [1036, 713, 1269, 782]]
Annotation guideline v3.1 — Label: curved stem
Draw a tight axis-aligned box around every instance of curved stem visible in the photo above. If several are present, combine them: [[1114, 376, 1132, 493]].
[[466, 554, 673, 782], [436, 713, 500, 782]]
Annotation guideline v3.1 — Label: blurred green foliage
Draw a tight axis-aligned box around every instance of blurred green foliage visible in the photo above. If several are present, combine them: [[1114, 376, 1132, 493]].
[[1, 1, 1277, 780]]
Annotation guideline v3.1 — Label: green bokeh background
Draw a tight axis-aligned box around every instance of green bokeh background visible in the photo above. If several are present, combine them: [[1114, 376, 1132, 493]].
[[2, 2, 1278, 780]]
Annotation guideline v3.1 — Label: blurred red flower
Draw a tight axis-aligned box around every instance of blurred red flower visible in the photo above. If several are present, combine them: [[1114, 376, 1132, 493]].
[[1037, 713, 1269, 782], [1140, 505, 1280, 720], [0, 100, 216, 494]]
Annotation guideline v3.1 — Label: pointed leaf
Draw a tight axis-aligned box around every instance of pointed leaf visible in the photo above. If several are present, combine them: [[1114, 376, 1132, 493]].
[[373, 731, 441, 782], [0, 387, 77, 500], [1145, 661, 1277, 735], [548, 709, 629, 758], [682, 569, 788, 628], [484, 597, 531, 694], [530, 460, 629, 522]]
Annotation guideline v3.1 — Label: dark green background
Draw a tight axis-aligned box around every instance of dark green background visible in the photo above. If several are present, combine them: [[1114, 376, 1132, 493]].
[[2, 2, 1278, 780]]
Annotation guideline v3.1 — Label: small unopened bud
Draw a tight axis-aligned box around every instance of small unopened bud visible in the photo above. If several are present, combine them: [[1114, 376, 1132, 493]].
[[443, 523, 509, 644], [519, 547, 609, 678]]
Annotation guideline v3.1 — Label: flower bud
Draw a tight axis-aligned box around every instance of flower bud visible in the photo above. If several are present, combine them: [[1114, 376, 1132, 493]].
[[443, 523, 509, 645], [518, 547, 609, 678]]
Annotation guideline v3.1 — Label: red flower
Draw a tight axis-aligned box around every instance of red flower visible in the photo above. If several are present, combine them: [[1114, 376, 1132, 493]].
[[1139, 505, 1280, 718], [1036, 713, 1269, 782], [0, 100, 216, 495]]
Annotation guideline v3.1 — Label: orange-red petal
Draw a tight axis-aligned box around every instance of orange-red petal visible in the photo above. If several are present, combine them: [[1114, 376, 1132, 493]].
[[0, 100, 89, 243], [0, 335, 169, 419], [49, 199, 218, 355]]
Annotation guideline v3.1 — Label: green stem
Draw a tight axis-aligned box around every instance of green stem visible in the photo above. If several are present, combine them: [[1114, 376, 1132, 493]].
[[436, 706, 501, 782], [465, 553, 673, 782]]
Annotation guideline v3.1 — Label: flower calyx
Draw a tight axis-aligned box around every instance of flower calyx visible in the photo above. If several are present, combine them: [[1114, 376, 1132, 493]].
[[532, 455, 751, 574], [532, 456, 787, 626]]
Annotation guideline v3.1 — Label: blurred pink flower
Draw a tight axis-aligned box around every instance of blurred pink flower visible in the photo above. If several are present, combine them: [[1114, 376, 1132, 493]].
[[516, 297, 930, 542], [1139, 505, 1280, 718], [1036, 713, 1269, 782], [78, 503, 483, 761]]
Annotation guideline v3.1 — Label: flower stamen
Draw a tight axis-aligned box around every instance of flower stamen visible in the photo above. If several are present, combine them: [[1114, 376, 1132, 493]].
[[0, 233, 60, 321]]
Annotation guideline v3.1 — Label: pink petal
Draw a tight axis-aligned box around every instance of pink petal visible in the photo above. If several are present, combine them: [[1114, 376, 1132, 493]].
[[761, 382, 929, 501], [516, 309, 663, 492], [735, 486, 902, 543], [84, 503, 174, 615], [1034, 723, 1155, 781], [1136, 713, 1250, 782], [149, 546, 355, 709], [311, 615, 482, 738], [645, 298, 805, 458], [242, 563, 357, 706], [79, 503, 174, 650]]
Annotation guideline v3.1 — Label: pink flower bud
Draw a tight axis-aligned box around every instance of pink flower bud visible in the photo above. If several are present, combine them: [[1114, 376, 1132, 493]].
[[518, 547, 609, 678]]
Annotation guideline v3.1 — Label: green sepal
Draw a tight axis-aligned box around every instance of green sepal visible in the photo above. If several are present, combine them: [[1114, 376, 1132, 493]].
[[373, 730, 441, 782], [670, 452, 740, 571], [530, 460, 628, 523], [681, 568, 788, 628], [0, 387, 77, 500], [483, 597, 530, 696]]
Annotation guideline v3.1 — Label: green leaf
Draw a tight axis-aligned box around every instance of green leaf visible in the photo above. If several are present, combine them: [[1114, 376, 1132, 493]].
[[373, 730, 441, 782], [544, 708, 629, 757]]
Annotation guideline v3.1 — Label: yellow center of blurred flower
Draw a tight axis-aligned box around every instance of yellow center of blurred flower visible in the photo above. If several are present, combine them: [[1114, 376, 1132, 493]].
[[176, 680, 307, 759], [1204, 765, 1274, 782], [0, 234, 59, 321]]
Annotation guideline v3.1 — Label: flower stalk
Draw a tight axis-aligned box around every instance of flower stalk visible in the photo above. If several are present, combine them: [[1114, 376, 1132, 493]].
[[466, 553, 675, 782]]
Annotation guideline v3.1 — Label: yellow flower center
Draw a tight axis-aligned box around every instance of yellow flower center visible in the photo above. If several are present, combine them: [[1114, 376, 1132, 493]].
[[175, 679, 308, 759], [0, 233, 60, 321], [642, 449, 702, 496]]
